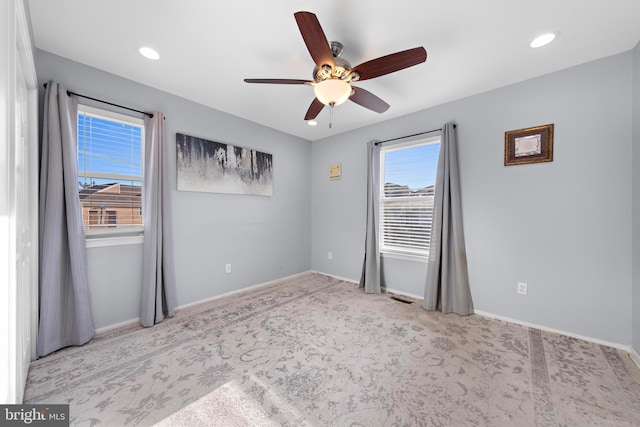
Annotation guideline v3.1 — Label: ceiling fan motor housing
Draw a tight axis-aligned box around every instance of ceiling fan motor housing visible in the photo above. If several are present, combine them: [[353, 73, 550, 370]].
[[313, 57, 353, 82]]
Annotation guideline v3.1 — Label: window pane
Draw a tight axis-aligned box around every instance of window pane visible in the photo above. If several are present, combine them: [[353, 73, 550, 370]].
[[77, 108, 144, 231], [380, 139, 440, 256], [383, 143, 439, 195]]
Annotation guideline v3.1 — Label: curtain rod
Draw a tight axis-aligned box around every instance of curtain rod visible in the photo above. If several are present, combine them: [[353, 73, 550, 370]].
[[43, 83, 154, 118], [374, 124, 456, 145]]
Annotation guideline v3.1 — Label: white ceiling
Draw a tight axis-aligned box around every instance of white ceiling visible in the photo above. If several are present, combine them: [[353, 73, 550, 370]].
[[28, 0, 640, 141]]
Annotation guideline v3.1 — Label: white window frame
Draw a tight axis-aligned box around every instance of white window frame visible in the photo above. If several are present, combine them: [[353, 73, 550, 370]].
[[379, 136, 440, 261], [77, 104, 145, 244]]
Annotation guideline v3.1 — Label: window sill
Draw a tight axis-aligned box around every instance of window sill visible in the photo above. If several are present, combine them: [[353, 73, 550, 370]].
[[381, 250, 428, 263], [85, 230, 144, 248]]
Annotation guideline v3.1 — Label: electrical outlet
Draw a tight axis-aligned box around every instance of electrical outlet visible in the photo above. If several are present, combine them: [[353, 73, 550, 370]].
[[517, 282, 527, 295], [225, 264, 231, 274], [328, 251, 333, 260]]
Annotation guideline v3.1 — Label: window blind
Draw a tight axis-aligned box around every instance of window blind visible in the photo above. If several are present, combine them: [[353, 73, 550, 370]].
[[77, 107, 144, 231], [380, 139, 440, 256]]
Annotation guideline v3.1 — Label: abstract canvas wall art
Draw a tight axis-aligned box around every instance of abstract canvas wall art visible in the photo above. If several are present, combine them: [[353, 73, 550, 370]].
[[176, 133, 273, 196]]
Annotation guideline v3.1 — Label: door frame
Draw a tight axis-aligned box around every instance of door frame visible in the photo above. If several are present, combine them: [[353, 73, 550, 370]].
[[0, 0, 39, 404]]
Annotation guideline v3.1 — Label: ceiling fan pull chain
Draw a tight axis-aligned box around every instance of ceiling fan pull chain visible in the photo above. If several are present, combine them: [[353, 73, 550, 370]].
[[329, 102, 334, 128]]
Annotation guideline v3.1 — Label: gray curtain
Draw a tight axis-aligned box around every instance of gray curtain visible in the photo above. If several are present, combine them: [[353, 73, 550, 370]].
[[423, 122, 473, 315], [38, 82, 95, 357], [359, 140, 381, 294], [140, 112, 178, 327]]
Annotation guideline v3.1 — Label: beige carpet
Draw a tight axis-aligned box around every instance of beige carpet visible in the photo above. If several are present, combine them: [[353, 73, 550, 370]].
[[24, 273, 640, 426]]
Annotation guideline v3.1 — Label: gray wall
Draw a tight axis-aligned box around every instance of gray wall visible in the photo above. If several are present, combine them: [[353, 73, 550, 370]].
[[35, 47, 637, 347], [633, 40, 640, 355], [35, 50, 312, 329], [312, 52, 634, 345]]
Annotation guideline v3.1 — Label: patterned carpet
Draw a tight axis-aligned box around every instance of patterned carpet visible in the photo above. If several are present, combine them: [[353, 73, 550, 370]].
[[24, 273, 640, 426]]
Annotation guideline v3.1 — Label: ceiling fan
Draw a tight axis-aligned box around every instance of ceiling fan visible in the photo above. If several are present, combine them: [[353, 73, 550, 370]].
[[244, 11, 427, 127]]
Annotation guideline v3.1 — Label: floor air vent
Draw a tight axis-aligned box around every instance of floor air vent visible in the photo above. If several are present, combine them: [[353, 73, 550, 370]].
[[390, 295, 414, 304]]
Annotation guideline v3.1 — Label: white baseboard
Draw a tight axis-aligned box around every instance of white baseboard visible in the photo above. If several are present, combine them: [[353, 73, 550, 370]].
[[630, 348, 640, 370], [474, 309, 630, 352], [313, 271, 426, 302], [95, 318, 139, 336], [311, 270, 359, 285], [382, 287, 423, 300], [176, 270, 314, 312], [311, 271, 425, 303], [372, 289, 634, 354]]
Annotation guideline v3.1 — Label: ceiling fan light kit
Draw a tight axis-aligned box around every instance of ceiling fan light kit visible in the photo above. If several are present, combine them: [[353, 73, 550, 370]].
[[313, 79, 352, 106], [244, 11, 427, 127]]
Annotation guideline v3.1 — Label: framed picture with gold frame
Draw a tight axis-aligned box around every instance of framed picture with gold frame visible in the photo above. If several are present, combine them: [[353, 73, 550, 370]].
[[504, 124, 554, 166]]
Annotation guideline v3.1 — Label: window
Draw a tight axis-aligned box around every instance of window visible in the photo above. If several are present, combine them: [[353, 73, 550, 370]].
[[380, 137, 440, 258], [77, 105, 144, 235]]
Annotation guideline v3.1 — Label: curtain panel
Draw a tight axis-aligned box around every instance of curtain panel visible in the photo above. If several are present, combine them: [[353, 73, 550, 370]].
[[140, 113, 178, 327], [360, 140, 382, 294], [38, 81, 95, 357], [423, 122, 473, 315]]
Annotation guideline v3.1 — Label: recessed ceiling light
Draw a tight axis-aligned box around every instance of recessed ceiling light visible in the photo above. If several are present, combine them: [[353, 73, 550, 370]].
[[530, 33, 556, 48], [139, 46, 160, 60], [307, 120, 318, 126]]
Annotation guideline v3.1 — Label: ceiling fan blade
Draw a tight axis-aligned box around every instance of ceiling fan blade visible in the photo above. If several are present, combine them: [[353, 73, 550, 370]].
[[244, 79, 311, 85], [294, 11, 335, 69], [349, 87, 390, 113], [350, 47, 427, 81], [304, 98, 325, 120]]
